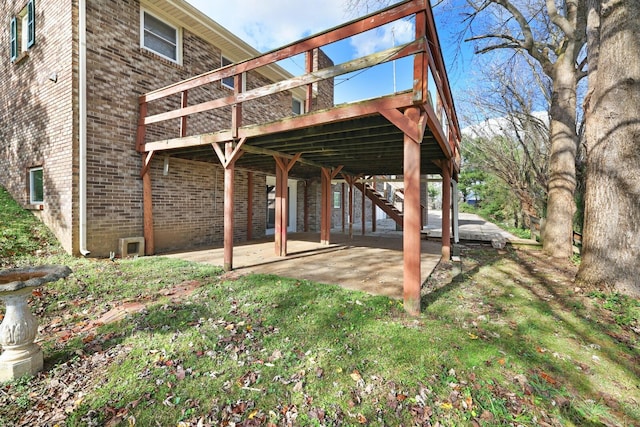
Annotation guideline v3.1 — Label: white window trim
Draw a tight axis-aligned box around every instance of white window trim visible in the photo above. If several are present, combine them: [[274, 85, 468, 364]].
[[19, 8, 29, 54], [221, 55, 235, 90], [292, 98, 304, 115], [29, 166, 43, 205], [140, 8, 182, 65]]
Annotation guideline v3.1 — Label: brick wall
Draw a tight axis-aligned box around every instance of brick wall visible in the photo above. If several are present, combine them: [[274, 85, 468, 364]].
[[141, 157, 266, 253], [312, 48, 334, 111], [1, 0, 336, 257], [84, 0, 299, 256], [0, 0, 76, 253]]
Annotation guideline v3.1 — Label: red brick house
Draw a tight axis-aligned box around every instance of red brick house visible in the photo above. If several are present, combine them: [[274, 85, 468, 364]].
[[3, 0, 461, 312], [1, 0, 332, 257]]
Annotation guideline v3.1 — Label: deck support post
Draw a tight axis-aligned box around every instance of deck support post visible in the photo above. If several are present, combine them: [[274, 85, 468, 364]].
[[342, 175, 357, 240], [441, 161, 452, 261], [212, 138, 246, 271], [341, 182, 346, 233], [223, 146, 235, 271], [247, 172, 253, 241], [372, 177, 377, 233], [141, 151, 155, 255], [361, 180, 366, 235], [304, 180, 310, 232], [274, 154, 301, 256], [320, 166, 343, 245], [320, 169, 331, 245], [403, 106, 423, 316]]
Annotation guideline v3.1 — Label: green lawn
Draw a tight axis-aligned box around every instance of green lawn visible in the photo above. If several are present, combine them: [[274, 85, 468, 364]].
[[0, 186, 638, 426]]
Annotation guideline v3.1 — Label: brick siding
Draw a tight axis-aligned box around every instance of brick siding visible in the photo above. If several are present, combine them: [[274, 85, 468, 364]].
[[1, 0, 336, 257], [0, 0, 76, 253]]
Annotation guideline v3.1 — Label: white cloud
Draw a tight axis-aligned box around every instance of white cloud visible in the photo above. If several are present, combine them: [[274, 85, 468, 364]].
[[349, 19, 415, 57], [185, 0, 349, 52]]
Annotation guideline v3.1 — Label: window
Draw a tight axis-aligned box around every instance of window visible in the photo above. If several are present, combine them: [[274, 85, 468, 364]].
[[333, 191, 341, 209], [292, 99, 304, 115], [221, 56, 234, 89], [10, 0, 35, 62], [29, 167, 43, 204], [141, 10, 179, 63]]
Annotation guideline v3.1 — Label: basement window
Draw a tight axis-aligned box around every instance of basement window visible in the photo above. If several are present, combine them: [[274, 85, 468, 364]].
[[10, 0, 35, 62], [141, 10, 180, 63], [29, 166, 43, 205]]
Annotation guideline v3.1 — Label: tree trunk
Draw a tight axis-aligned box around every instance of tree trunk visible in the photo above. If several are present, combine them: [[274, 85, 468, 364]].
[[543, 55, 579, 258], [578, 0, 640, 297]]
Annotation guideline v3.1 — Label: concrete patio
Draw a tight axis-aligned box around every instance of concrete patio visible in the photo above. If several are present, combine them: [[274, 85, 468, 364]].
[[162, 211, 514, 299]]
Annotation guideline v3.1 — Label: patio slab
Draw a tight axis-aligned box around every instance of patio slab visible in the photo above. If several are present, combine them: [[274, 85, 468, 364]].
[[162, 211, 516, 299], [163, 231, 442, 299]]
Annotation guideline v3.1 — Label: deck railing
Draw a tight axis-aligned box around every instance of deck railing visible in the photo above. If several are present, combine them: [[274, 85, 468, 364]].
[[136, 0, 460, 163]]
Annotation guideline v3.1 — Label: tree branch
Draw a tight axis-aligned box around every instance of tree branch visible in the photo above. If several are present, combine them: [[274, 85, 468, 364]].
[[546, 0, 575, 37]]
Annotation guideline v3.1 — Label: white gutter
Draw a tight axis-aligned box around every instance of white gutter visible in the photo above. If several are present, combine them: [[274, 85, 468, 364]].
[[78, 0, 89, 256]]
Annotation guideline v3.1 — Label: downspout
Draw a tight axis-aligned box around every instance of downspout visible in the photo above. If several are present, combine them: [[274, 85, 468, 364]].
[[78, 0, 90, 255]]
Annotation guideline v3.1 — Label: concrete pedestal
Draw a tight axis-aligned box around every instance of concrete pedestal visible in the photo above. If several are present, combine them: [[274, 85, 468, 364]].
[[0, 265, 71, 382]]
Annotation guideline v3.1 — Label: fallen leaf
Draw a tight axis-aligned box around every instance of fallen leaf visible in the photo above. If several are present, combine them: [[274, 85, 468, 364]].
[[356, 413, 367, 424], [350, 371, 362, 382], [539, 371, 557, 385], [176, 366, 185, 380], [468, 333, 479, 340]]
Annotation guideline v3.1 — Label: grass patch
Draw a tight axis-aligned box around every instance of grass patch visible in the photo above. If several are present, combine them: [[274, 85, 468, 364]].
[[0, 186, 61, 263], [0, 185, 639, 426]]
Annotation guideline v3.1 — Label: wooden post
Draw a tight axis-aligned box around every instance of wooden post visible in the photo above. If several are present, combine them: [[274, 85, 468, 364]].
[[348, 177, 354, 239], [232, 73, 243, 138], [304, 180, 309, 232], [274, 158, 287, 256], [305, 50, 314, 112], [320, 168, 331, 245], [372, 177, 377, 233], [341, 182, 346, 233], [442, 162, 451, 261], [180, 91, 188, 137], [320, 166, 343, 245], [247, 171, 253, 241], [274, 154, 301, 255], [403, 107, 422, 316], [142, 152, 155, 255], [212, 138, 246, 271], [361, 180, 366, 235], [223, 142, 235, 271]]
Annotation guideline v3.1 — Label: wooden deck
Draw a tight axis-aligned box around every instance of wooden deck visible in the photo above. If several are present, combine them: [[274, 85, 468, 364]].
[[136, 0, 461, 315]]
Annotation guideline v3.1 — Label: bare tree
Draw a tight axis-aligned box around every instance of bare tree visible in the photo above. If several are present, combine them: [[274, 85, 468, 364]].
[[463, 0, 587, 259], [577, 0, 640, 296], [348, 0, 587, 258], [461, 60, 550, 224]]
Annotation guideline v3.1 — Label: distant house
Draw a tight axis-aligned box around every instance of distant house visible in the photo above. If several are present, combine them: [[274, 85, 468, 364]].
[[1, 0, 333, 257]]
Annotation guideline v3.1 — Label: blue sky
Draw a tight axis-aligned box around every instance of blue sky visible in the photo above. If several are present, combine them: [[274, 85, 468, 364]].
[[185, 0, 474, 109]]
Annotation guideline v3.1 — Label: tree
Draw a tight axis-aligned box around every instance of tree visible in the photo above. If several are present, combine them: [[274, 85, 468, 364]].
[[348, 0, 588, 258], [577, 0, 640, 296], [463, 0, 587, 259], [461, 60, 550, 225]]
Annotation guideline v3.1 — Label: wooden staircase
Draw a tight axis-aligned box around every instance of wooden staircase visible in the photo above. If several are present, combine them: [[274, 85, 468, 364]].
[[354, 182, 404, 229]]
